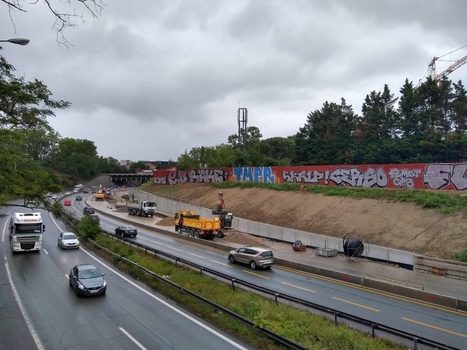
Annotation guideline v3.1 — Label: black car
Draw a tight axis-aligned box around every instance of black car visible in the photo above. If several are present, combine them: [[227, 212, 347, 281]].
[[69, 264, 106, 296], [115, 225, 138, 238], [75, 195, 82, 201], [83, 206, 95, 215]]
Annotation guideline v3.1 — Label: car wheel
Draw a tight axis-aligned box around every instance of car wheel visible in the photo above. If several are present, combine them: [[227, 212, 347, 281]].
[[228, 255, 235, 264], [250, 261, 257, 270]]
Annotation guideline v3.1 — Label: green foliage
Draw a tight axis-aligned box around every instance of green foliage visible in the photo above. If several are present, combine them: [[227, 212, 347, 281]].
[[91, 234, 404, 350], [46, 138, 99, 179], [454, 250, 467, 262], [0, 54, 70, 204], [213, 182, 467, 213], [78, 215, 100, 240]]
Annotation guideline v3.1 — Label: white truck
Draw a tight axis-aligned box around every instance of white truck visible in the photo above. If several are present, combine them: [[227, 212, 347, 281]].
[[127, 201, 157, 217], [9, 212, 45, 252]]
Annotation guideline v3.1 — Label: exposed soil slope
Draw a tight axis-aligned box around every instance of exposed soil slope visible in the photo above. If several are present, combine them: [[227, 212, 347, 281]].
[[144, 183, 467, 259]]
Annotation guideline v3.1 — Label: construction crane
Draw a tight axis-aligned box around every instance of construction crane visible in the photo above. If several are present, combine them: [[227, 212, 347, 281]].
[[427, 45, 467, 82]]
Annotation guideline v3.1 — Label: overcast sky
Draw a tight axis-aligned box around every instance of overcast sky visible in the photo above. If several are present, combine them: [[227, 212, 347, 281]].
[[1, 0, 466, 161]]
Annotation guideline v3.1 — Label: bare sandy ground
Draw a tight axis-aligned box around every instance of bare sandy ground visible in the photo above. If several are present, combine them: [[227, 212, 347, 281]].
[[142, 183, 467, 259]]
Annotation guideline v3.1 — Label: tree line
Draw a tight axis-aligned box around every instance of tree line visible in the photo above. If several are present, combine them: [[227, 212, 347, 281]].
[[178, 77, 466, 169], [0, 54, 125, 205]]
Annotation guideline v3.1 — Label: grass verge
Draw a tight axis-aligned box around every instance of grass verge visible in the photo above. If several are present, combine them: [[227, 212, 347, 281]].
[[88, 233, 404, 350], [213, 182, 467, 214]]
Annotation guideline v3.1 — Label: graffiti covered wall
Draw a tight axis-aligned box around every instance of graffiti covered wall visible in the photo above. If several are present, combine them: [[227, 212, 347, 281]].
[[153, 163, 467, 190]]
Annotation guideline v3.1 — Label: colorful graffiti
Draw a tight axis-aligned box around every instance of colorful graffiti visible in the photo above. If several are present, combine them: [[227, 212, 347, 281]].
[[153, 163, 467, 190], [153, 168, 228, 185]]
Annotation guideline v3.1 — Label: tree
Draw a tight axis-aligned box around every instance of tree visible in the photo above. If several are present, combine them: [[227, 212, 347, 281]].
[[47, 138, 99, 179], [259, 136, 295, 165], [0, 53, 69, 204], [228, 126, 264, 166], [1, 0, 104, 45], [295, 99, 357, 164], [360, 85, 398, 143]]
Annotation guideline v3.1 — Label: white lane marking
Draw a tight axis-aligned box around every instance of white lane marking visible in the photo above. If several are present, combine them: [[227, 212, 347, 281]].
[[137, 236, 182, 251], [281, 281, 317, 294], [333, 296, 380, 312], [4, 259, 45, 350], [401, 317, 467, 338], [210, 260, 232, 268], [49, 213, 249, 350], [119, 327, 147, 350], [187, 252, 206, 259], [43, 249, 48, 255], [2, 219, 7, 243], [242, 270, 270, 279]]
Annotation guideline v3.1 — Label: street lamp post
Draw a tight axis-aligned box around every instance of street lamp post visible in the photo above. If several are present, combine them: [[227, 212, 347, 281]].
[[0, 38, 30, 48]]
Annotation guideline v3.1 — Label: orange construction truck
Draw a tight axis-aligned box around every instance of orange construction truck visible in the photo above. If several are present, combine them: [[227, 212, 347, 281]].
[[174, 210, 221, 240]]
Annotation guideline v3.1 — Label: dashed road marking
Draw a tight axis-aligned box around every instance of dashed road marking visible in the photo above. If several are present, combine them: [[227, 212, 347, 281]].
[[242, 270, 270, 279], [276, 265, 467, 317], [119, 327, 147, 350], [281, 281, 317, 293], [187, 252, 206, 259], [210, 260, 232, 267], [401, 317, 467, 338], [333, 296, 380, 312]]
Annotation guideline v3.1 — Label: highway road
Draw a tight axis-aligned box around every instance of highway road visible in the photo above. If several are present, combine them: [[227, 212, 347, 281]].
[[0, 205, 253, 350], [69, 195, 467, 350]]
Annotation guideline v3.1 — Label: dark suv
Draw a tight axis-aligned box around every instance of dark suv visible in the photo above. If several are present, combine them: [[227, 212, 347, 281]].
[[83, 207, 95, 215], [115, 225, 137, 238]]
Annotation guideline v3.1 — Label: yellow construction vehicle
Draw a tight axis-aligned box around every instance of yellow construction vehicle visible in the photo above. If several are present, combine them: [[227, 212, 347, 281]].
[[174, 210, 221, 240], [94, 185, 105, 201]]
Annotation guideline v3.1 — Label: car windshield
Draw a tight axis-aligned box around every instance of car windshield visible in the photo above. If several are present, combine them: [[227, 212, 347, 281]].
[[78, 268, 101, 279], [63, 233, 77, 240]]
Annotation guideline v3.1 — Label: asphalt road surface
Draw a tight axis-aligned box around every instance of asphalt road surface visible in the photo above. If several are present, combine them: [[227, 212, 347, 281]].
[[0, 206, 253, 350], [69, 195, 467, 350]]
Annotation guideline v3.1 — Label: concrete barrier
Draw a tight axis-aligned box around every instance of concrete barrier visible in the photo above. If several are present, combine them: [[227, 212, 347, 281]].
[[130, 189, 416, 267], [415, 256, 467, 281], [92, 195, 467, 311]]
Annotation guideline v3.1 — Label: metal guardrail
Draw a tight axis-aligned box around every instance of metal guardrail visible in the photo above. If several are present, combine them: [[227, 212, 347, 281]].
[[59, 209, 305, 349], [101, 232, 461, 350], [60, 209, 460, 350], [88, 237, 307, 350]]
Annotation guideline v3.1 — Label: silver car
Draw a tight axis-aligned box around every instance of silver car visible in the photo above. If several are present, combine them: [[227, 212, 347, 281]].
[[58, 232, 80, 249], [228, 246, 275, 270]]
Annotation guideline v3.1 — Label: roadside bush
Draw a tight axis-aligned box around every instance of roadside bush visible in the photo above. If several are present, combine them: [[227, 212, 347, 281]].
[[78, 215, 100, 240], [454, 250, 467, 262]]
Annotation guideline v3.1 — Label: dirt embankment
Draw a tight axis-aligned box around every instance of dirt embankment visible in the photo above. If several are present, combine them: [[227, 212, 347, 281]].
[[144, 183, 467, 260]]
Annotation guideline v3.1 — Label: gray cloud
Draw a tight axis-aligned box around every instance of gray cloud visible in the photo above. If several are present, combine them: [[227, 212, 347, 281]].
[[0, 0, 465, 160]]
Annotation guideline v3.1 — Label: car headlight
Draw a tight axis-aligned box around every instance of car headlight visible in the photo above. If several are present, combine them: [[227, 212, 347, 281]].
[[102, 281, 107, 287], [78, 283, 84, 290]]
